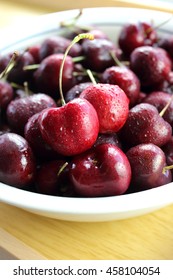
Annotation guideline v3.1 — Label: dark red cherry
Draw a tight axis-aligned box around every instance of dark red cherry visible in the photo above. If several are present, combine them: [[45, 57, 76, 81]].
[[7, 51, 35, 84], [126, 143, 172, 191], [118, 22, 157, 56], [24, 112, 61, 160], [70, 143, 131, 197], [35, 160, 74, 196], [65, 82, 92, 103], [143, 91, 173, 127], [0, 132, 36, 188], [33, 53, 75, 98], [120, 103, 172, 148], [81, 38, 121, 72], [101, 65, 140, 107], [0, 80, 14, 109], [162, 136, 173, 166], [39, 36, 82, 60], [94, 133, 122, 149], [158, 34, 173, 59], [130, 46, 172, 87], [6, 93, 56, 134]]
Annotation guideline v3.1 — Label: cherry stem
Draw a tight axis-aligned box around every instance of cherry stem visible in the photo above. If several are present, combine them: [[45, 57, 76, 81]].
[[23, 64, 40, 71], [162, 165, 173, 174], [86, 69, 97, 85], [146, 14, 173, 35], [0, 51, 18, 79], [59, 32, 94, 106], [11, 81, 33, 95], [109, 51, 124, 67], [159, 94, 173, 117], [57, 162, 68, 177], [60, 9, 83, 28]]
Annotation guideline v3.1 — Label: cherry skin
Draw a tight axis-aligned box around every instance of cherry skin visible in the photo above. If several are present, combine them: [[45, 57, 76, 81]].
[[6, 93, 57, 135], [7, 51, 35, 85], [65, 82, 92, 103], [39, 36, 82, 60], [126, 143, 172, 191], [27, 44, 41, 63], [80, 83, 129, 133], [120, 103, 172, 148], [35, 160, 74, 196], [0, 80, 14, 110], [130, 46, 172, 88], [24, 112, 61, 161], [33, 53, 75, 98], [158, 34, 173, 59], [0, 132, 36, 188], [81, 38, 121, 72], [70, 143, 131, 197], [143, 91, 173, 127], [162, 136, 173, 166], [38, 98, 99, 156], [118, 22, 157, 57], [94, 133, 122, 149], [101, 65, 140, 107]]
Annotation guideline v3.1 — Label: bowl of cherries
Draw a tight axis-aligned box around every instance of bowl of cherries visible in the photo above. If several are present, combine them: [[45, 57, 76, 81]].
[[1, 7, 173, 222]]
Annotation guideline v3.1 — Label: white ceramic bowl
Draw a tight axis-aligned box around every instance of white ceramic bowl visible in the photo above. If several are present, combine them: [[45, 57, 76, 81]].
[[1, 7, 173, 222]]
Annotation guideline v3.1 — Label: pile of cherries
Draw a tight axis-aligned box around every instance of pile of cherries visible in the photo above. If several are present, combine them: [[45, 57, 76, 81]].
[[1, 11, 173, 198]]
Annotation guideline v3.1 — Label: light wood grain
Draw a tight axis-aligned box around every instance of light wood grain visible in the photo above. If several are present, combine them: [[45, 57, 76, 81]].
[[1, 202, 173, 260], [0, 228, 46, 259], [0, 0, 173, 261]]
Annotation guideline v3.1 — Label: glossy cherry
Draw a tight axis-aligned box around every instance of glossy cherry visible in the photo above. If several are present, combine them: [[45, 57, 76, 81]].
[[0, 132, 36, 188], [126, 143, 172, 191], [70, 143, 131, 197], [80, 83, 129, 133], [101, 65, 140, 107], [130, 46, 172, 88], [120, 103, 172, 148]]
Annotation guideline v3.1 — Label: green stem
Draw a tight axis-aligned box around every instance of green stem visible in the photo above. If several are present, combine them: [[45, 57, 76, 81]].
[[0, 51, 18, 79], [59, 33, 94, 106]]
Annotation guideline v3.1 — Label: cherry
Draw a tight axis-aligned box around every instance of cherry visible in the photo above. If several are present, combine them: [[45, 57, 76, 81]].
[[80, 83, 129, 133], [24, 112, 61, 160], [39, 36, 82, 61], [33, 53, 75, 98], [118, 22, 158, 57], [6, 93, 57, 134], [158, 34, 173, 59], [39, 98, 99, 156], [0, 132, 36, 188], [35, 160, 74, 196], [27, 44, 41, 63], [101, 65, 140, 107], [120, 103, 172, 148], [7, 51, 35, 85], [0, 80, 14, 110], [65, 82, 92, 103], [143, 91, 173, 127], [162, 136, 173, 166], [94, 133, 122, 149], [70, 143, 131, 197], [130, 46, 172, 88], [126, 143, 172, 191], [81, 38, 121, 72]]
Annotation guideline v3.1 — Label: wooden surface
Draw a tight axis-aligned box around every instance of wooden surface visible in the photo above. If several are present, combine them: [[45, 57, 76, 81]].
[[0, 0, 173, 260]]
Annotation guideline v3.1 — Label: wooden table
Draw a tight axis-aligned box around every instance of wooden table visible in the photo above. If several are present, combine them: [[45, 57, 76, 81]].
[[0, 0, 173, 260]]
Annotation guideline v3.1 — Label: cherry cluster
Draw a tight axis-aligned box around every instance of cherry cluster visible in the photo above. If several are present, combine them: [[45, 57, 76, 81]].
[[1, 14, 173, 198]]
